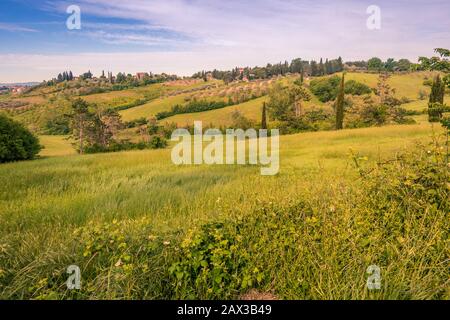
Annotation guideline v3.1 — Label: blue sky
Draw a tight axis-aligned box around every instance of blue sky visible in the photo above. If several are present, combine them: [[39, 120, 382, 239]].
[[0, 0, 449, 82]]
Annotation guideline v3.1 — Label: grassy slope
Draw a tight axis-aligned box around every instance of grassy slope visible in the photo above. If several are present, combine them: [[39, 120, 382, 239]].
[[3, 122, 438, 233], [157, 72, 437, 128], [161, 96, 268, 126], [38, 136, 76, 157], [1, 121, 445, 299], [120, 94, 190, 121]]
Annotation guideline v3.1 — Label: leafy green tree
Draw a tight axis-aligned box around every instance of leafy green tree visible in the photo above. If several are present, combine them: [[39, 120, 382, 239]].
[[397, 59, 411, 71], [368, 57, 384, 71], [335, 74, 345, 130], [0, 114, 41, 163], [384, 58, 396, 72], [69, 98, 91, 154], [266, 83, 310, 121]]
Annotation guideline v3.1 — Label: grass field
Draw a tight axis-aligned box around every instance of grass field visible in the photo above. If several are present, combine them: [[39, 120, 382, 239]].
[[1, 120, 448, 299], [1, 71, 448, 300], [38, 136, 76, 157]]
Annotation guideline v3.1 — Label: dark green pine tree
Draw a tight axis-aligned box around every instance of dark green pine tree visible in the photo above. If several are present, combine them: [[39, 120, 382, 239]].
[[261, 102, 267, 130], [428, 75, 445, 122], [311, 61, 318, 76], [319, 58, 324, 76], [337, 56, 344, 72], [335, 73, 345, 130]]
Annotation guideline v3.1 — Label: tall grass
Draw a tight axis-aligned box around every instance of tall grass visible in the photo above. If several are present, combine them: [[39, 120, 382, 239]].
[[0, 123, 447, 299]]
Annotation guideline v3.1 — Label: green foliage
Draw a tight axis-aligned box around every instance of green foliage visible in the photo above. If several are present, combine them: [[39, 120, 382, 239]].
[[124, 117, 148, 129], [261, 102, 267, 130], [84, 138, 167, 154], [266, 83, 310, 121], [0, 114, 42, 163], [428, 75, 447, 122], [168, 142, 449, 299], [310, 76, 341, 102], [344, 80, 372, 95], [45, 116, 70, 135], [156, 100, 229, 120], [169, 222, 262, 299], [310, 76, 371, 103], [368, 57, 384, 71], [335, 74, 345, 130]]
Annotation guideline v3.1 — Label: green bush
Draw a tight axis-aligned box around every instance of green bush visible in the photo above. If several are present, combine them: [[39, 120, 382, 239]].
[[45, 116, 70, 135], [344, 80, 372, 96], [310, 76, 341, 102], [310, 76, 372, 102], [0, 114, 42, 163], [156, 100, 229, 120], [84, 138, 167, 154]]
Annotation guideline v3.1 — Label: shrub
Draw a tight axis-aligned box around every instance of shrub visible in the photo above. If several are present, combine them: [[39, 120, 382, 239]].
[[344, 80, 372, 96], [84, 138, 167, 154], [0, 114, 42, 163], [310, 76, 372, 102], [156, 100, 228, 120], [310, 76, 341, 102], [45, 116, 70, 135]]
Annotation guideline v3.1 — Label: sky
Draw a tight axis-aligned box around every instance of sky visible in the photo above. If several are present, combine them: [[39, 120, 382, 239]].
[[0, 0, 449, 82]]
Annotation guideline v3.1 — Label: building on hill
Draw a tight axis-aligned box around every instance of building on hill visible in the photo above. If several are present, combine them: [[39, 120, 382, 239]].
[[206, 72, 214, 81], [136, 72, 149, 80]]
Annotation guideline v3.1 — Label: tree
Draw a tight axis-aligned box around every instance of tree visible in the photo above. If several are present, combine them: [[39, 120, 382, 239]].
[[310, 61, 318, 76], [319, 58, 325, 76], [261, 102, 267, 129], [337, 56, 344, 72], [384, 58, 396, 72], [415, 48, 450, 72], [266, 83, 310, 121], [70, 98, 91, 154], [428, 75, 446, 122], [0, 114, 42, 163], [397, 59, 411, 71], [368, 57, 384, 71], [335, 73, 345, 130], [116, 72, 126, 83]]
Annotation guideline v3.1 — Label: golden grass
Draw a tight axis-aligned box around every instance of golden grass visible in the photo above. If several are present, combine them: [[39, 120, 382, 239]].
[[38, 135, 76, 157]]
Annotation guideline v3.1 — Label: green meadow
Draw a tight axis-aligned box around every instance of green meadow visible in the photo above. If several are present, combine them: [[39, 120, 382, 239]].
[[0, 71, 448, 300], [0, 120, 448, 299]]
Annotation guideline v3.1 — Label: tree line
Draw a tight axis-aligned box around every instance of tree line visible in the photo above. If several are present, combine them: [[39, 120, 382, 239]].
[[193, 57, 344, 83]]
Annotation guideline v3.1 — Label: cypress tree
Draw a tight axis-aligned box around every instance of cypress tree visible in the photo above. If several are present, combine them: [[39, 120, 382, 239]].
[[261, 102, 267, 130], [319, 58, 324, 76], [428, 75, 445, 122], [335, 73, 345, 130]]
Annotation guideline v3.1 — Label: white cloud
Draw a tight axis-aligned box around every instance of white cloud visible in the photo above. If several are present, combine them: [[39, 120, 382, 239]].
[[0, 23, 38, 33], [1, 0, 449, 81]]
